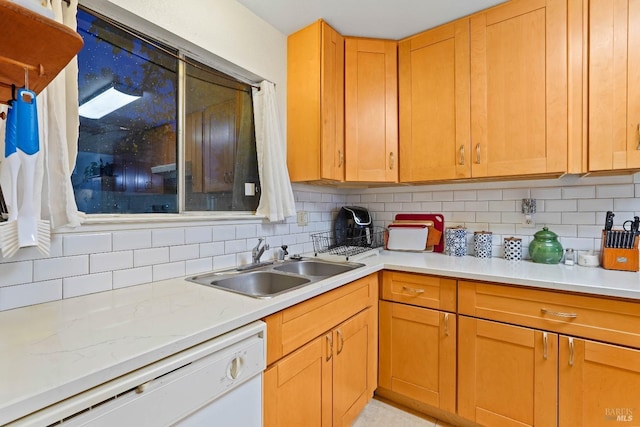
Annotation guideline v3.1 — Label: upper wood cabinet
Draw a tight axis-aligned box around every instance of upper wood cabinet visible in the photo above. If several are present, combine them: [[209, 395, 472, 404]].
[[588, 0, 640, 171], [287, 20, 345, 183], [345, 38, 399, 183], [399, 20, 471, 182], [470, 0, 568, 178]]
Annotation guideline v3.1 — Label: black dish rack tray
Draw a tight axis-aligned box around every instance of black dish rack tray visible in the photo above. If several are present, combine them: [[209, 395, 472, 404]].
[[311, 226, 386, 259]]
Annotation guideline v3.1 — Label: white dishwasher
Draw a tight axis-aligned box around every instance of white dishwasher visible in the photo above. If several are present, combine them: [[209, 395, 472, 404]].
[[17, 321, 266, 427]]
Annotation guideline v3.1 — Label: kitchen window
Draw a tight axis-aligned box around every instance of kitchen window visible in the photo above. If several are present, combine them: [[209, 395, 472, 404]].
[[72, 7, 259, 215]]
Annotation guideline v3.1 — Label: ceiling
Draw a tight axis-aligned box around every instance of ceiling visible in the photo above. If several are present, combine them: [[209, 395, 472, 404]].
[[236, 0, 508, 39]]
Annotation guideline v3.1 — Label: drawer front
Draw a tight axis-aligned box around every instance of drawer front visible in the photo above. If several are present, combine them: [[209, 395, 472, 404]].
[[381, 271, 456, 312], [458, 280, 640, 349], [265, 273, 378, 365]]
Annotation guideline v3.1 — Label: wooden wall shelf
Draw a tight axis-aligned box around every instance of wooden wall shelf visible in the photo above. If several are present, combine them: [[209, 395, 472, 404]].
[[0, 0, 83, 104]]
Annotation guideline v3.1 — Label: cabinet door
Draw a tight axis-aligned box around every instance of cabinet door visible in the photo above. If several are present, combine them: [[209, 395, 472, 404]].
[[458, 316, 557, 427], [345, 38, 398, 182], [588, 0, 640, 171], [287, 20, 344, 182], [470, 0, 567, 178], [264, 335, 332, 427], [333, 307, 377, 427], [559, 336, 640, 426], [379, 301, 456, 412], [203, 99, 237, 193], [399, 19, 471, 182]]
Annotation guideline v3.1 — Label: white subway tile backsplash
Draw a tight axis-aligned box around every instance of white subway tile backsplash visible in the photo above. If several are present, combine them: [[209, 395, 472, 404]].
[[454, 190, 477, 201], [225, 239, 247, 254], [9, 177, 640, 312], [64, 233, 112, 256], [412, 192, 433, 202], [465, 201, 489, 212], [489, 200, 516, 212], [596, 184, 634, 199], [562, 212, 596, 225], [91, 251, 133, 273], [577, 199, 613, 212], [477, 189, 502, 200], [63, 272, 112, 298], [134, 247, 170, 267], [0, 280, 62, 311], [433, 191, 454, 201], [420, 202, 443, 212], [531, 187, 562, 199], [375, 193, 393, 202], [503, 188, 530, 200], [170, 244, 200, 262], [186, 258, 213, 275], [562, 186, 596, 199], [113, 267, 152, 289], [545, 200, 577, 212], [393, 193, 412, 202], [34, 256, 88, 282], [0, 261, 33, 287], [185, 226, 213, 244], [153, 261, 186, 281], [613, 198, 640, 212], [152, 228, 185, 247], [442, 201, 466, 211], [236, 224, 258, 239], [113, 230, 152, 251]]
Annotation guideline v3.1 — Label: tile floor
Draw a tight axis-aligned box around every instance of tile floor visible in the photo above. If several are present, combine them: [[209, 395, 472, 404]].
[[353, 398, 455, 427]]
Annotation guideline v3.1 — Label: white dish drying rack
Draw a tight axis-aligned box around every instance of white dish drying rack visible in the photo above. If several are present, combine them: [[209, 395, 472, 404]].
[[311, 226, 386, 261]]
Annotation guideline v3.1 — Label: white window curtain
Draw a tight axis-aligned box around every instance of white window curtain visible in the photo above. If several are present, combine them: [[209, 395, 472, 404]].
[[252, 80, 296, 222], [0, 0, 82, 231]]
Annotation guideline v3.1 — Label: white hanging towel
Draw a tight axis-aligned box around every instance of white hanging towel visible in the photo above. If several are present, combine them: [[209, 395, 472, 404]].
[[252, 80, 296, 222]]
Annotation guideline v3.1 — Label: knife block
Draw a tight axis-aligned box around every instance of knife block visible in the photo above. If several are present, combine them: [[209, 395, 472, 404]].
[[600, 231, 639, 272]]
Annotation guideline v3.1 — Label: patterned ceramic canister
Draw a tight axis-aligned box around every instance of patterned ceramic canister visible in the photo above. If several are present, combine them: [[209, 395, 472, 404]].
[[445, 226, 467, 256], [474, 231, 493, 258], [503, 237, 522, 261]]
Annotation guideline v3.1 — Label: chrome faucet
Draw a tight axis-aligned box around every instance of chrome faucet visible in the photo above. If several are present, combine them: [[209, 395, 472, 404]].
[[252, 237, 269, 264]]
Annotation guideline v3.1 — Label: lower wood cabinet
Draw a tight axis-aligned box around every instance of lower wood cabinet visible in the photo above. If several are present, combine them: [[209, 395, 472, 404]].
[[379, 301, 456, 412], [263, 274, 378, 427], [264, 307, 376, 427], [458, 316, 557, 427]]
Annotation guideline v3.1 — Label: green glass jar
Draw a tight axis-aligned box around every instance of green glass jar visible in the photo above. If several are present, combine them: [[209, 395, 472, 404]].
[[529, 227, 564, 264]]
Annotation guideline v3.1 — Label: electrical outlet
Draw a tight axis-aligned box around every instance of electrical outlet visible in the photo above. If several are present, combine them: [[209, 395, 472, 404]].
[[522, 214, 536, 228], [297, 210, 308, 226]]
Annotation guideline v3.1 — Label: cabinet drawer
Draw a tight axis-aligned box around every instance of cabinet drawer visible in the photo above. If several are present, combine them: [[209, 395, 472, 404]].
[[459, 280, 640, 349], [381, 271, 456, 312], [264, 274, 378, 365]]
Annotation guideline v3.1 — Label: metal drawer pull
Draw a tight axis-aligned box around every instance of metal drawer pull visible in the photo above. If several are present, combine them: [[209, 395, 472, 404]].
[[459, 145, 465, 165], [389, 152, 395, 170], [637, 124, 640, 150], [337, 329, 344, 354], [475, 143, 481, 164], [444, 313, 449, 336], [543, 332, 548, 360], [540, 308, 577, 318], [568, 337, 575, 366], [402, 286, 425, 294], [326, 333, 333, 361], [338, 150, 344, 167]]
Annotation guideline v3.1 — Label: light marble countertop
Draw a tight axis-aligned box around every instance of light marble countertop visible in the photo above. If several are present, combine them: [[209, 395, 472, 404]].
[[2, 251, 640, 424]]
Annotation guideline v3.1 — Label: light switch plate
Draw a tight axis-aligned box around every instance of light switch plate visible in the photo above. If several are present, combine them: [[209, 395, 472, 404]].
[[297, 211, 308, 226]]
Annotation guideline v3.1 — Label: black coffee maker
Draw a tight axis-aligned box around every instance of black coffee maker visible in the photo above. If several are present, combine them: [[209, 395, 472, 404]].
[[334, 206, 373, 247]]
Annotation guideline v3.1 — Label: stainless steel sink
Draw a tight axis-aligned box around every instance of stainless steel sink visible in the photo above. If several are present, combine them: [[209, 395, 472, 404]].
[[187, 258, 364, 298], [273, 260, 360, 277]]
